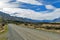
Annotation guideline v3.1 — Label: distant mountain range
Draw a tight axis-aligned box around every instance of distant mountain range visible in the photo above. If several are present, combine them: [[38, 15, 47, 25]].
[[53, 17, 60, 22], [0, 11, 60, 23], [0, 11, 33, 22]]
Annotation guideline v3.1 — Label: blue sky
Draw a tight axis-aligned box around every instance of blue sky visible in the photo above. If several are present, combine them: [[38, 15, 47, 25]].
[[0, 0, 60, 20], [10, 0, 60, 12]]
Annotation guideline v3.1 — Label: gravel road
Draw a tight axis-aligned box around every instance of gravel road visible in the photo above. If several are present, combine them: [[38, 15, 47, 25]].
[[8, 24, 60, 40]]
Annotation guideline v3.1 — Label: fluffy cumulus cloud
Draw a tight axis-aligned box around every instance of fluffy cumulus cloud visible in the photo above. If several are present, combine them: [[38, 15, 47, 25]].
[[0, 0, 60, 20]]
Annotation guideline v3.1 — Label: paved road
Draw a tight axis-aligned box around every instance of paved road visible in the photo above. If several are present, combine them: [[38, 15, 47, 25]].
[[8, 24, 60, 40]]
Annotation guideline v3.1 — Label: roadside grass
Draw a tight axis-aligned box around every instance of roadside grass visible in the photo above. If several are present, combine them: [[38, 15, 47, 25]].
[[0, 25, 8, 34], [0, 37, 8, 40], [0, 24, 8, 40], [35, 27, 60, 34], [18, 24, 60, 33]]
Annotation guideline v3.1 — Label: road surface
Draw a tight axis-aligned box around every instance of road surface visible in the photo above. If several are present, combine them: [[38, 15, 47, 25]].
[[8, 24, 60, 40]]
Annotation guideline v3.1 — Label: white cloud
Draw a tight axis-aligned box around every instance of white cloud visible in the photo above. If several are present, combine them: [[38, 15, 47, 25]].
[[0, 0, 11, 2], [45, 5, 56, 9], [0, 0, 43, 8], [1, 8, 60, 20], [17, 0, 43, 5], [0, 0, 19, 8]]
